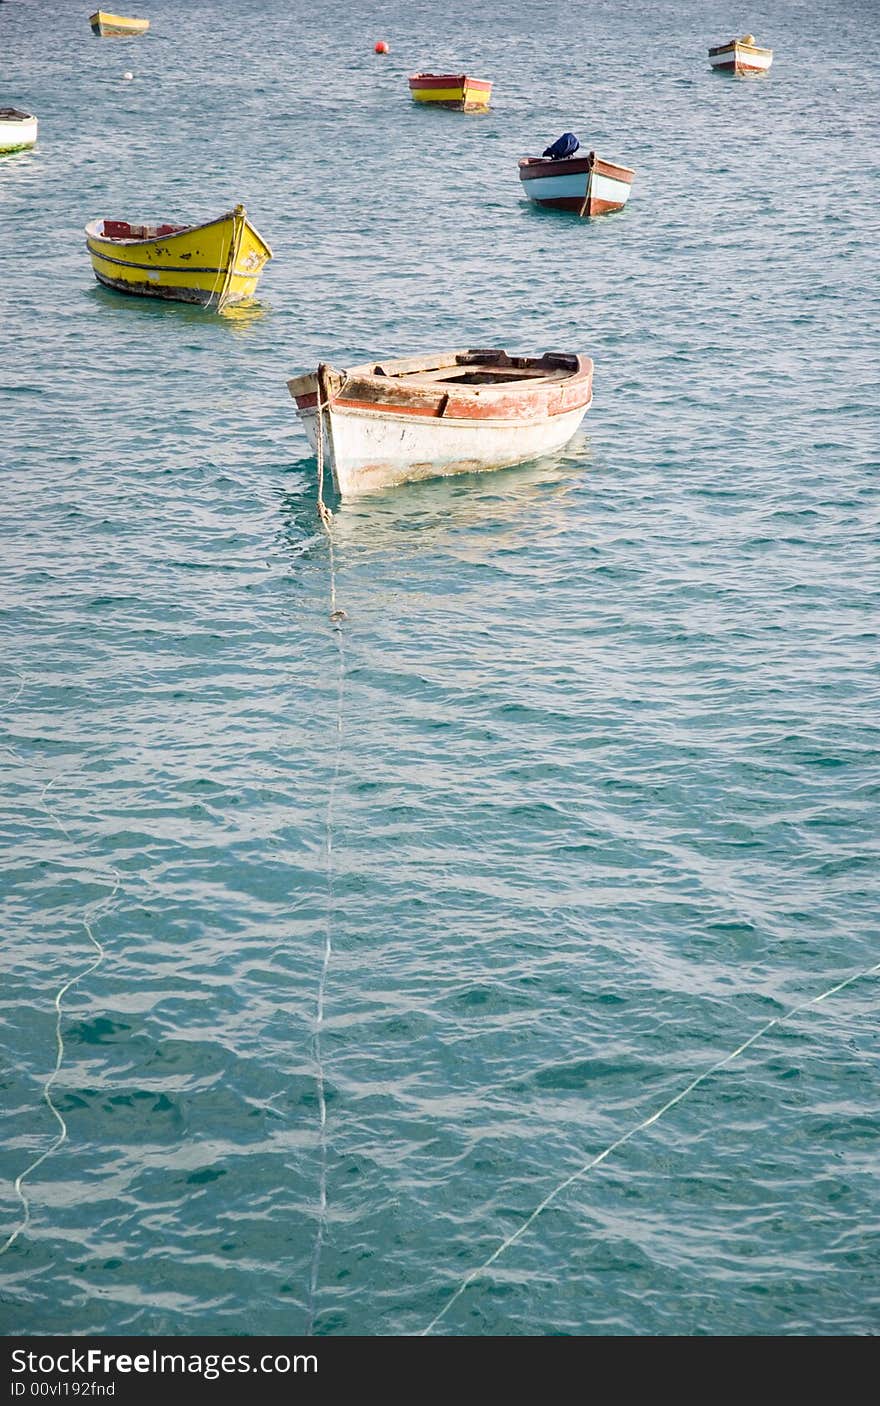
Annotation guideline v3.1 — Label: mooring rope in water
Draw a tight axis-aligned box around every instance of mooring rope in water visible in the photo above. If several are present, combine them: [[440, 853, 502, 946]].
[[0, 759, 121, 1258], [314, 379, 334, 532], [305, 386, 347, 1333], [207, 205, 244, 314], [0, 670, 25, 762], [421, 959, 880, 1334]]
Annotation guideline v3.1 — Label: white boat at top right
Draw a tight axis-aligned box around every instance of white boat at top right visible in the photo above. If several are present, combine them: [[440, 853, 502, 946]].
[[708, 34, 773, 76]]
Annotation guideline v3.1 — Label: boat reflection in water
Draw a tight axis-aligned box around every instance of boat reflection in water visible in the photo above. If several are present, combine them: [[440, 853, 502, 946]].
[[275, 430, 595, 569]]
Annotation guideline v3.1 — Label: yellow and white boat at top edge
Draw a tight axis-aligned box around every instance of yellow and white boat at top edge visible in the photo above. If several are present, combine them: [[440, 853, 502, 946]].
[[89, 11, 150, 36], [84, 205, 273, 312]]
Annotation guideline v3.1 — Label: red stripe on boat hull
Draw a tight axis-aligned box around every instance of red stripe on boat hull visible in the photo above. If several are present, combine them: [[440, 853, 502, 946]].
[[525, 196, 628, 215], [408, 74, 491, 92], [519, 155, 635, 182], [712, 60, 769, 73], [294, 386, 592, 420]]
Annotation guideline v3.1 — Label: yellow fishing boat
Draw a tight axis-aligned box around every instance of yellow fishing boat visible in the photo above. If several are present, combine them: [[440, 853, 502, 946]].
[[84, 205, 273, 312], [89, 11, 150, 36]]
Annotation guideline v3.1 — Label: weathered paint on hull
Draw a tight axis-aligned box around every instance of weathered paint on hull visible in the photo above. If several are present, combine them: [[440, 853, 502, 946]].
[[288, 349, 594, 496], [84, 207, 272, 311], [92, 271, 218, 305], [298, 401, 591, 496]]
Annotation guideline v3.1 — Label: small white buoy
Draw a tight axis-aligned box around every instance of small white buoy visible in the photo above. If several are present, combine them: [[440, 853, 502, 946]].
[[123, 71, 134, 81]]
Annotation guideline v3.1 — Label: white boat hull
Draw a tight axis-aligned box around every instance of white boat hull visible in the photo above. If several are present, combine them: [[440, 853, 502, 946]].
[[299, 400, 591, 497], [0, 113, 37, 153], [709, 43, 773, 73], [523, 169, 632, 209]]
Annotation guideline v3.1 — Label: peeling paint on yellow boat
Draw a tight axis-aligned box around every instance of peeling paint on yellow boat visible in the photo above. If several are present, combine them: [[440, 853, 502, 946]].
[[84, 205, 273, 312]]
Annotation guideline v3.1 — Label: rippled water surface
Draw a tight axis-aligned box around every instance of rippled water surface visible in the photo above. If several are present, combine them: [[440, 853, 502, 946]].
[[1, 0, 878, 1337]]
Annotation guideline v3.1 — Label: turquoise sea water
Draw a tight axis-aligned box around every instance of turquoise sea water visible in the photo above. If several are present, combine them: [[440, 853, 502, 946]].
[[1, 0, 878, 1337]]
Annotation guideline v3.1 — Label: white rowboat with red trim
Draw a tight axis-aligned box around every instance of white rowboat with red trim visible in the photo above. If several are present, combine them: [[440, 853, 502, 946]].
[[708, 35, 773, 75], [287, 349, 594, 497], [519, 150, 635, 216]]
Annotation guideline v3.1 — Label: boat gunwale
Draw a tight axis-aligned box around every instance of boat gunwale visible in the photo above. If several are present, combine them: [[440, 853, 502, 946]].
[[84, 208, 274, 259], [288, 350, 593, 421], [292, 388, 594, 426], [408, 72, 492, 87], [519, 153, 635, 182], [298, 350, 588, 387], [708, 41, 773, 57], [89, 10, 151, 29]]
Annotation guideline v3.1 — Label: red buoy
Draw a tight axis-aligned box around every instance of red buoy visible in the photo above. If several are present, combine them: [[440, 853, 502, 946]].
[[374, 40, 389, 54]]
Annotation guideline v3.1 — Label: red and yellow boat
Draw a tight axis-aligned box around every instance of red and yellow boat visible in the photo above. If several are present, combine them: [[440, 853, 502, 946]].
[[408, 72, 492, 111]]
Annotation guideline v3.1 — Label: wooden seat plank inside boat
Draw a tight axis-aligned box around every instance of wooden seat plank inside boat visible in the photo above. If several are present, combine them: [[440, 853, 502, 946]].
[[368, 349, 580, 384], [400, 366, 559, 386]]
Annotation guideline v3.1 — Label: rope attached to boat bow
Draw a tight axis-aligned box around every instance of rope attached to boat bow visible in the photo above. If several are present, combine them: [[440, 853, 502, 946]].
[[313, 367, 346, 620], [314, 365, 335, 530]]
